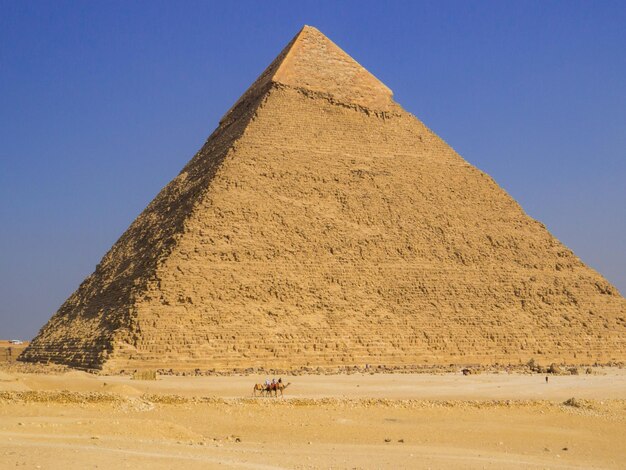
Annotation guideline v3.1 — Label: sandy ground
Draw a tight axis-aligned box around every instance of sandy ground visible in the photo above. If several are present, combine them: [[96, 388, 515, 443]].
[[1, 367, 625, 469]]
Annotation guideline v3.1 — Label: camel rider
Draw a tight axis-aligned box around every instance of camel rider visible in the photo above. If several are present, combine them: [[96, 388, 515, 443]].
[[264, 378, 270, 389]]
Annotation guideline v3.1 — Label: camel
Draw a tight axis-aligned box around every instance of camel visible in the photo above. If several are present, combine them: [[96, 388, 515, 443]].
[[252, 381, 292, 397], [252, 383, 267, 397], [268, 381, 291, 397]]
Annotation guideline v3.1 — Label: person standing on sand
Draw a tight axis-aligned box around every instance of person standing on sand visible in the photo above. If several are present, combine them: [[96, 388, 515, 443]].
[[546, 376, 549, 383]]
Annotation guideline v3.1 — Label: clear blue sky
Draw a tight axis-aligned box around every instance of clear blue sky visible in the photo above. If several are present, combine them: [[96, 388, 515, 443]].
[[1, 1, 625, 339]]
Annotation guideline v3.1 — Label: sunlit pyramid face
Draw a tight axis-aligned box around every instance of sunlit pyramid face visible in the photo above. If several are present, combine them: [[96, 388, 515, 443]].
[[20, 26, 626, 373]]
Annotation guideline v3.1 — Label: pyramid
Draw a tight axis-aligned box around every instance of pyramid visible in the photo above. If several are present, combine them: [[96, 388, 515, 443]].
[[21, 26, 626, 372]]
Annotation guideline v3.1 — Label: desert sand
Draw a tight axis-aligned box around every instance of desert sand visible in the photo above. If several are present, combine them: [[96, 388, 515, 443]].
[[1, 366, 625, 469]]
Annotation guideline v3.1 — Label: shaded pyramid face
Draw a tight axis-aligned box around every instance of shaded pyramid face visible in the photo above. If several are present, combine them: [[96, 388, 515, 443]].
[[22, 26, 625, 372]]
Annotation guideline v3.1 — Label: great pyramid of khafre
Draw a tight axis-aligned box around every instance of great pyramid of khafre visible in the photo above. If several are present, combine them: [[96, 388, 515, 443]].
[[21, 26, 625, 372]]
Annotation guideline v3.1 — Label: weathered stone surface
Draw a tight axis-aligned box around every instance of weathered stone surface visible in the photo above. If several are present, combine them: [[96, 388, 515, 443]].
[[21, 26, 626, 372], [0, 341, 29, 364]]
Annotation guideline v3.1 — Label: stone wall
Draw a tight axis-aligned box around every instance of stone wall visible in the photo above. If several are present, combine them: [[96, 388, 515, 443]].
[[0, 341, 29, 363]]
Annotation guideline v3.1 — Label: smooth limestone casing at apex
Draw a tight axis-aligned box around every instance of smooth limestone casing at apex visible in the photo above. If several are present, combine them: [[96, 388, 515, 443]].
[[21, 26, 626, 372]]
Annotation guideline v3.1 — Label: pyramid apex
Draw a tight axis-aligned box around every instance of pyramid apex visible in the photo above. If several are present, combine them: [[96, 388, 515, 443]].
[[297, 25, 322, 35], [222, 25, 397, 122], [272, 26, 394, 110]]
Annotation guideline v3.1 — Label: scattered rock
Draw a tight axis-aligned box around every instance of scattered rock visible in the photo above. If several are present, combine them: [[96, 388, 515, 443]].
[[548, 363, 562, 374]]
